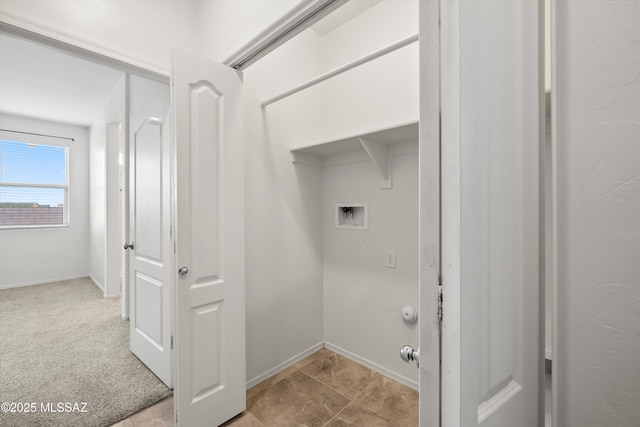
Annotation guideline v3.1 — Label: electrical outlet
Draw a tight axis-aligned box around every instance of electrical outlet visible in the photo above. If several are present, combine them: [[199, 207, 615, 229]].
[[386, 250, 396, 268]]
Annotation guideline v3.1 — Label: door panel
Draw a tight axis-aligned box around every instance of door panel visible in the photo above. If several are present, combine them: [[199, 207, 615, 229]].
[[134, 273, 163, 346], [189, 83, 220, 282], [172, 48, 245, 426], [440, 0, 541, 426], [134, 122, 162, 261], [129, 116, 172, 388]]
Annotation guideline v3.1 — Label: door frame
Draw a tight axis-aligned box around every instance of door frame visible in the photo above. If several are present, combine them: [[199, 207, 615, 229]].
[[0, 19, 170, 317], [106, 121, 124, 300], [418, 1, 441, 427]]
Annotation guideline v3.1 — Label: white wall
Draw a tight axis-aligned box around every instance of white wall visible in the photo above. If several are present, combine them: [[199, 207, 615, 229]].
[[197, 0, 305, 63], [556, 1, 640, 425], [104, 77, 127, 299], [266, 0, 419, 146], [89, 75, 125, 293], [242, 29, 325, 383], [0, 113, 90, 288], [0, 0, 199, 74], [323, 146, 419, 387], [238, 0, 418, 383], [104, 122, 121, 298]]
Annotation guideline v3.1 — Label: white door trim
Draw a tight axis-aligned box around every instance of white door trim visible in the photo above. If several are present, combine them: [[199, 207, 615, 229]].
[[440, 0, 462, 423], [106, 122, 123, 299], [418, 1, 441, 427], [549, 1, 560, 426]]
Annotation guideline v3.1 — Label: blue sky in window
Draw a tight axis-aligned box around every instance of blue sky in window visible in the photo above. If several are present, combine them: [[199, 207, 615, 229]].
[[0, 139, 66, 206]]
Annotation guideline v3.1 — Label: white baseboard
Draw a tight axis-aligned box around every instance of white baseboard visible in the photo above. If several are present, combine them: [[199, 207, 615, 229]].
[[103, 291, 120, 299], [0, 274, 90, 290], [246, 341, 419, 392], [324, 341, 419, 391], [89, 276, 120, 299], [246, 342, 324, 389], [89, 275, 105, 293]]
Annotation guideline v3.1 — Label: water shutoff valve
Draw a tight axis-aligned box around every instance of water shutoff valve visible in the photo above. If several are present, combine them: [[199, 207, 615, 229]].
[[400, 305, 418, 324]]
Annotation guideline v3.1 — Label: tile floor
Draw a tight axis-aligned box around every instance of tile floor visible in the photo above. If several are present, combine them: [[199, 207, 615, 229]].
[[112, 348, 418, 427]]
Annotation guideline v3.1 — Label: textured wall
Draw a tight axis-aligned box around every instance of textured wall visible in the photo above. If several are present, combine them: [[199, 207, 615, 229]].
[[556, 1, 640, 425]]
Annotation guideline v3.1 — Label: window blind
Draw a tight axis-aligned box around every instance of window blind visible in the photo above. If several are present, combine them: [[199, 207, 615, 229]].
[[0, 139, 69, 227]]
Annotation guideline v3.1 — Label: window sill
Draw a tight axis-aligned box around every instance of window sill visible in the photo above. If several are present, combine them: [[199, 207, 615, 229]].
[[0, 225, 70, 231]]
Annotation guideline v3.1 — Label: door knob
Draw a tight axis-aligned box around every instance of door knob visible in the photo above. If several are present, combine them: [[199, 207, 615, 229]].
[[400, 345, 419, 368], [178, 266, 189, 276], [123, 242, 134, 250]]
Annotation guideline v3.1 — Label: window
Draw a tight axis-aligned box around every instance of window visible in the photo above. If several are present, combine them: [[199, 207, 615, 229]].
[[0, 137, 69, 228]]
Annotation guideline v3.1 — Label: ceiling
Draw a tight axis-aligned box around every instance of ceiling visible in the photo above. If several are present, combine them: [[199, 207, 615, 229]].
[[0, 33, 124, 127]]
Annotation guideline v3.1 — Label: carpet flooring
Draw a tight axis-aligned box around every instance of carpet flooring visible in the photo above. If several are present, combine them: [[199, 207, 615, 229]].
[[0, 278, 172, 427]]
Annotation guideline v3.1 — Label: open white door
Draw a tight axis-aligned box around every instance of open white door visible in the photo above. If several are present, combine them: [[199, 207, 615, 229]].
[[128, 115, 173, 388], [439, 1, 542, 426], [171, 48, 246, 426]]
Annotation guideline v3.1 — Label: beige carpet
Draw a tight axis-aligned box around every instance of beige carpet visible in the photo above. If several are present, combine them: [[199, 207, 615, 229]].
[[0, 278, 172, 427]]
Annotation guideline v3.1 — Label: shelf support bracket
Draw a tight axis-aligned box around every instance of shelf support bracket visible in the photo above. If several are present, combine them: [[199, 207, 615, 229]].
[[359, 137, 392, 188]]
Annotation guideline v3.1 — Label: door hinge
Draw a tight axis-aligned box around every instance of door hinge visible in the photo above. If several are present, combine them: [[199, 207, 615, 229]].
[[170, 335, 174, 349], [437, 276, 443, 325]]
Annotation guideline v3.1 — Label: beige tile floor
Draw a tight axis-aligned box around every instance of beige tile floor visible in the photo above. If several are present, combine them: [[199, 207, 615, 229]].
[[112, 348, 418, 427]]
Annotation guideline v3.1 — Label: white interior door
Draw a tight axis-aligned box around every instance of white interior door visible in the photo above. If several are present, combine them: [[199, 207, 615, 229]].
[[439, 0, 541, 426], [128, 115, 173, 388], [172, 48, 246, 427]]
